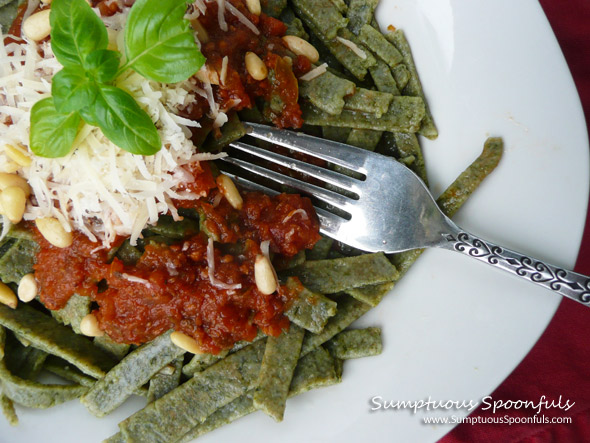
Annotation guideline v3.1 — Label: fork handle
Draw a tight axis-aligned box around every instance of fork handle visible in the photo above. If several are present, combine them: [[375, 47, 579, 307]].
[[439, 231, 590, 306]]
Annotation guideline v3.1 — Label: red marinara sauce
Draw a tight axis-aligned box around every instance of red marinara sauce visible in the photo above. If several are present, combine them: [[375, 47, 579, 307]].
[[34, 190, 320, 354], [181, 0, 310, 128]]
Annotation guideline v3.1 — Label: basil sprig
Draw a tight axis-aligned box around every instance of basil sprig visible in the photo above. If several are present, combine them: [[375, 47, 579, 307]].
[[30, 0, 205, 158]]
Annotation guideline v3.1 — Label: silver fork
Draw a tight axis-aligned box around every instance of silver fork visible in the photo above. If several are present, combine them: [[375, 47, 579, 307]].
[[220, 122, 590, 307]]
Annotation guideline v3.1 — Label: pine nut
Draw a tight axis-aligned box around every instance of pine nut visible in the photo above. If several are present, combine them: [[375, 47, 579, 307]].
[[0, 186, 26, 224], [245, 52, 268, 81], [195, 64, 220, 85], [255, 254, 278, 295], [18, 274, 37, 303], [0, 172, 32, 196], [216, 174, 243, 210], [35, 217, 73, 248], [245, 0, 261, 15], [0, 282, 17, 309], [80, 313, 104, 337], [191, 19, 209, 43], [4, 144, 32, 167], [170, 331, 203, 354], [282, 35, 320, 63], [22, 9, 51, 42]]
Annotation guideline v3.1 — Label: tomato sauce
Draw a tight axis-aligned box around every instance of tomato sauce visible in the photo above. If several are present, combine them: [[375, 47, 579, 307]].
[[34, 191, 320, 354], [183, 0, 310, 128], [25, 0, 321, 354]]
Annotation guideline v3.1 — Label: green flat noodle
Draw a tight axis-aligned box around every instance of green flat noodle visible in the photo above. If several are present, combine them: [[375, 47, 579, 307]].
[[385, 29, 438, 139], [328, 0, 348, 14], [182, 351, 229, 378], [94, 335, 131, 361], [291, 0, 348, 40], [81, 330, 185, 417], [182, 333, 265, 377], [290, 252, 399, 294], [203, 112, 246, 152], [347, 0, 379, 35], [0, 235, 38, 284], [118, 340, 267, 443], [324, 327, 382, 359], [437, 137, 504, 216], [345, 281, 395, 307], [0, 304, 117, 379], [143, 215, 200, 240], [0, 358, 88, 409], [285, 277, 337, 334], [253, 325, 304, 421], [305, 235, 334, 261], [300, 296, 371, 356], [390, 137, 504, 276], [358, 24, 403, 68], [273, 250, 306, 272], [44, 356, 96, 388], [148, 358, 184, 403], [171, 347, 340, 443], [299, 70, 356, 116], [51, 294, 91, 335], [369, 59, 401, 95], [392, 64, 411, 91], [1, 390, 18, 426], [0, 0, 18, 33], [4, 335, 48, 381], [343, 88, 393, 118], [293, 10, 373, 80], [284, 16, 308, 40], [321, 126, 351, 143], [261, 0, 287, 17], [301, 97, 426, 133], [369, 61, 428, 186], [346, 128, 382, 151]]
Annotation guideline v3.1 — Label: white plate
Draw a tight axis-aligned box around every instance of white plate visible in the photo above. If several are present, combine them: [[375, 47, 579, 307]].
[[2, 0, 588, 442]]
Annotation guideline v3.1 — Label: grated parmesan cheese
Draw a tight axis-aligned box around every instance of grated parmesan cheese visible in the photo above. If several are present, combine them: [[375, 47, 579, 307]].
[[225, 2, 260, 35], [299, 63, 328, 81], [282, 208, 309, 223], [0, 25, 227, 248], [335, 36, 368, 60], [207, 237, 242, 290]]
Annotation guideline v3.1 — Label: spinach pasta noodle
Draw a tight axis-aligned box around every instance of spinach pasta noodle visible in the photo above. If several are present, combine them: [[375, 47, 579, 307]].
[[0, 0, 503, 441]]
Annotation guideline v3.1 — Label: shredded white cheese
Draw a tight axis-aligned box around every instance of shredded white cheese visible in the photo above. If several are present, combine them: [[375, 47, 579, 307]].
[[220, 55, 228, 85], [299, 63, 328, 81], [207, 237, 242, 290], [225, 2, 260, 35], [335, 36, 368, 60], [215, 0, 228, 32], [282, 208, 309, 223], [122, 273, 153, 287], [0, 26, 227, 248]]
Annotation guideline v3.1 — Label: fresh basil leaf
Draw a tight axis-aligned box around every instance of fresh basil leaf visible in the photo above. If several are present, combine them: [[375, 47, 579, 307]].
[[84, 85, 161, 155], [52, 68, 99, 113], [124, 0, 205, 83], [50, 0, 108, 69], [85, 49, 121, 83], [30, 98, 81, 158]]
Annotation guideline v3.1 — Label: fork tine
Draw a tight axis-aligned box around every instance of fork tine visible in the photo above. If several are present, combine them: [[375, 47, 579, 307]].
[[245, 122, 370, 173], [222, 172, 346, 237], [220, 155, 354, 212], [229, 141, 361, 194]]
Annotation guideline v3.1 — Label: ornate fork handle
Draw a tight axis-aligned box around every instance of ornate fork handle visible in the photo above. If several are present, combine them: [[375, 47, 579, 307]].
[[439, 231, 590, 306]]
